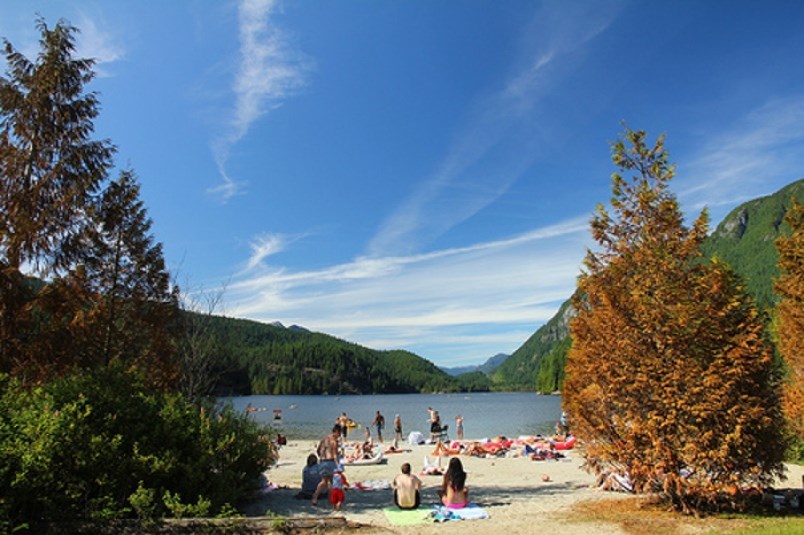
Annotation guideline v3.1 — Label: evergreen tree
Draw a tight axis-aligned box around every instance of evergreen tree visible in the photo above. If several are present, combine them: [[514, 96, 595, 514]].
[[0, 19, 114, 376], [563, 127, 786, 513], [774, 199, 804, 446], [81, 170, 177, 385]]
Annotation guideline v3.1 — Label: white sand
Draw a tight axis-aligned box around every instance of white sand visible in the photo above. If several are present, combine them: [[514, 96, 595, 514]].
[[244, 439, 630, 534], [243, 439, 804, 535]]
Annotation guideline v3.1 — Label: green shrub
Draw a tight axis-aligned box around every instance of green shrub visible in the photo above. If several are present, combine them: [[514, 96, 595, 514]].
[[0, 367, 275, 529]]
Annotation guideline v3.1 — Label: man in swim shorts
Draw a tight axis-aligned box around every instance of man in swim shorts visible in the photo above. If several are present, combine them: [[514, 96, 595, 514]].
[[393, 462, 422, 509], [312, 424, 342, 506]]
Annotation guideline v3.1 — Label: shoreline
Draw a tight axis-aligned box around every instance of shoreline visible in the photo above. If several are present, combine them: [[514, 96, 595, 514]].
[[244, 438, 804, 534]]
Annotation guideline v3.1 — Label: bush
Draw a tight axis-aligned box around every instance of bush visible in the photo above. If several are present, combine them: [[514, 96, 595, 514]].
[[0, 367, 275, 530]]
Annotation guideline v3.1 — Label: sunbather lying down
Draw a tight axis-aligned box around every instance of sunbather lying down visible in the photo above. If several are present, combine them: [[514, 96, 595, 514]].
[[432, 440, 508, 457], [432, 441, 461, 456], [421, 456, 445, 476], [597, 470, 633, 493]]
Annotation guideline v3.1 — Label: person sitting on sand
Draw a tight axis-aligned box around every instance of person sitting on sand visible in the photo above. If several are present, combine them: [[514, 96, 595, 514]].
[[344, 439, 374, 462], [438, 457, 469, 509], [392, 462, 422, 510], [296, 453, 327, 499]]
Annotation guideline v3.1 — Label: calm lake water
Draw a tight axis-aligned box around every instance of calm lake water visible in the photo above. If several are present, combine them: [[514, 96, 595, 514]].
[[225, 392, 563, 441]]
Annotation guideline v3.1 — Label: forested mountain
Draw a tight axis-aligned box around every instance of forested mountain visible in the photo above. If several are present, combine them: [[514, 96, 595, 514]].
[[701, 179, 804, 311], [202, 315, 475, 395], [490, 297, 575, 391], [493, 179, 804, 392]]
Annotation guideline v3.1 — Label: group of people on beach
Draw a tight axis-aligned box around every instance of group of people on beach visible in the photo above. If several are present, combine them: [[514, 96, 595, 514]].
[[290, 408, 581, 513], [298, 407, 473, 511], [300, 425, 471, 512], [333, 408, 466, 450]]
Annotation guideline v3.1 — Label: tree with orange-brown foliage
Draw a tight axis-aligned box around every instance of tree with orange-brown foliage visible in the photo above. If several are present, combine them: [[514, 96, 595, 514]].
[[0, 20, 177, 387], [563, 127, 787, 513], [775, 199, 804, 451]]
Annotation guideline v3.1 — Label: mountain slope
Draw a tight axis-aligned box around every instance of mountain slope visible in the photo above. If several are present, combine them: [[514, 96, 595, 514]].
[[491, 298, 575, 391], [700, 178, 804, 311], [496, 178, 804, 393], [205, 315, 463, 395]]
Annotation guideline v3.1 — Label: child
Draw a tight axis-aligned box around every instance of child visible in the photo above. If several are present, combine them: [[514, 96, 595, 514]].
[[329, 465, 349, 511]]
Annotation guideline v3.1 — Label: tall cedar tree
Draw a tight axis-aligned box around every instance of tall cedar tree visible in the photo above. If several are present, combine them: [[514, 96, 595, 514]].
[[1, 21, 177, 386], [0, 19, 114, 376], [79, 170, 178, 385], [775, 200, 804, 442], [563, 128, 786, 513]]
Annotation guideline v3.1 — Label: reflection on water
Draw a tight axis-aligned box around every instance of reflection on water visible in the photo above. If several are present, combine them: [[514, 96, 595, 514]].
[[223, 392, 563, 441]]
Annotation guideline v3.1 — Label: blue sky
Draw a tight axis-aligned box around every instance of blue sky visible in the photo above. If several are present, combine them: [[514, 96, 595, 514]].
[[3, 1, 804, 367]]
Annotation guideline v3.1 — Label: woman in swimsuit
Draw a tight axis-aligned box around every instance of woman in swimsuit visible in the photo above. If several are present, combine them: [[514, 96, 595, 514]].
[[438, 457, 468, 509]]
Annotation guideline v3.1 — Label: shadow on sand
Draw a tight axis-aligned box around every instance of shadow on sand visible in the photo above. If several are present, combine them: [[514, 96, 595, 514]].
[[243, 480, 588, 518]]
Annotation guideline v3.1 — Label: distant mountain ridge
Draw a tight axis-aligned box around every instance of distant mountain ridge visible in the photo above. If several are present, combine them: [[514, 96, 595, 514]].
[[441, 353, 509, 376], [491, 178, 804, 393]]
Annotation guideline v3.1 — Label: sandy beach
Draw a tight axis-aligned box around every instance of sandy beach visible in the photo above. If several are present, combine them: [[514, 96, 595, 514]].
[[241, 437, 803, 534]]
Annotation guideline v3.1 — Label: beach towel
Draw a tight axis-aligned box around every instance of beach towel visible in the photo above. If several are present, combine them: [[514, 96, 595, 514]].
[[383, 506, 432, 526], [430, 504, 489, 522]]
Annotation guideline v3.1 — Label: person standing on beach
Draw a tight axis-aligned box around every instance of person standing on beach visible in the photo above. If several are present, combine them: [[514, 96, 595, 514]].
[[393, 414, 403, 449], [427, 406, 436, 424], [430, 411, 442, 443], [312, 424, 341, 506], [329, 465, 349, 511], [456, 415, 464, 440], [337, 412, 349, 440], [372, 410, 385, 443]]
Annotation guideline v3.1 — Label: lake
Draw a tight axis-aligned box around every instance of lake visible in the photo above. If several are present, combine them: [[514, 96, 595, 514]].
[[225, 392, 564, 441]]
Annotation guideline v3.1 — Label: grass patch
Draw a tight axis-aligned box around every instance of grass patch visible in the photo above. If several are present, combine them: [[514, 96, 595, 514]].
[[566, 495, 804, 535]]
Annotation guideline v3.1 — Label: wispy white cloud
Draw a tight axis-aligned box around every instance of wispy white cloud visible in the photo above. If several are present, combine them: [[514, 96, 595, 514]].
[[244, 233, 286, 272], [74, 12, 124, 77], [227, 216, 590, 364], [367, 1, 620, 257], [2, 11, 124, 76], [678, 96, 804, 219], [208, 0, 311, 202]]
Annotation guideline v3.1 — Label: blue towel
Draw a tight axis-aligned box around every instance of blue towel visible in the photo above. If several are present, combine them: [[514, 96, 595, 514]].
[[430, 504, 489, 521]]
